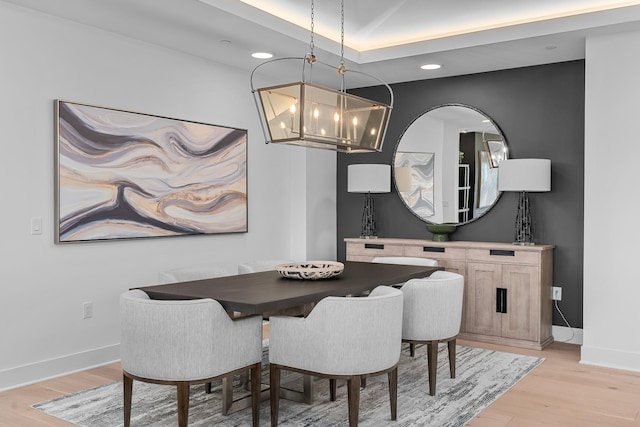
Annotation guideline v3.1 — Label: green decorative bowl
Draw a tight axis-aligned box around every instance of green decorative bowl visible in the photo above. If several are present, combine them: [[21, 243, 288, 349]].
[[426, 224, 457, 242]]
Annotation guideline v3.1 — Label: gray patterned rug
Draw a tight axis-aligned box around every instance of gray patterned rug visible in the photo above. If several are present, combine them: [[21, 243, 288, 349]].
[[33, 344, 542, 426]]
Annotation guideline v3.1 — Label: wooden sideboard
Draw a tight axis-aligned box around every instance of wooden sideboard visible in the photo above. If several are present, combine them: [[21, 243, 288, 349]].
[[345, 238, 554, 350]]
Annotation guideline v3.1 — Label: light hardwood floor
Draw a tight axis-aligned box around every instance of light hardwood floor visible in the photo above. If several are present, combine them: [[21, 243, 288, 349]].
[[1, 340, 639, 426]]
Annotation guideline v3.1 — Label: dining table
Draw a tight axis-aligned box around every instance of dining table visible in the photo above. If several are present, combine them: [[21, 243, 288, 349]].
[[137, 260, 441, 316], [135, 260, 442, 414]]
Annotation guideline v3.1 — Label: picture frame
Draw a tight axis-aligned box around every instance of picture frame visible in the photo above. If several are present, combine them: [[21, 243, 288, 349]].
[[55, 100, 247, 243], [394, 151, 435, 217]]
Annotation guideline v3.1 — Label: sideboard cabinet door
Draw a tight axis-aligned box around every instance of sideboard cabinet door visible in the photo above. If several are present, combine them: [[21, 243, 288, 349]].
[[465, 262, 502, 337], [501, 264, 540, 342]]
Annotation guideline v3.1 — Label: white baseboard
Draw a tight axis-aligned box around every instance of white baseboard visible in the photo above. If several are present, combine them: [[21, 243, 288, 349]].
[[581, 345, 640, 373], [0, 344, 120, 392], [552, 325, 583, 345]]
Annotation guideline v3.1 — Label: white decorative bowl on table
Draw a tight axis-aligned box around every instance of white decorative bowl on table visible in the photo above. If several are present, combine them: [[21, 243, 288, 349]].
[[275, 261, 344, 280]]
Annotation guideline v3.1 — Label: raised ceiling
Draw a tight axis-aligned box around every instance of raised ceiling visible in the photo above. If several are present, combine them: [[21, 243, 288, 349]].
[[6, 0, 640, 86]]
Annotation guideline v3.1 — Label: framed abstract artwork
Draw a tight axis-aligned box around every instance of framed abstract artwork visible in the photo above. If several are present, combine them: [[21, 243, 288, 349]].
[[55, 100, 247, 243], [394, 151, 435, 218]]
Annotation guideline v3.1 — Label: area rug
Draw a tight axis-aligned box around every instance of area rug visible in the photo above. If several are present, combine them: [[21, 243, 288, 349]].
[[33, 344, 542, 426]]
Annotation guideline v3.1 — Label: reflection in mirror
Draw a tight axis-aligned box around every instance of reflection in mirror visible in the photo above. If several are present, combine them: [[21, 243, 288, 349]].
[[393, 104, 508, 226]]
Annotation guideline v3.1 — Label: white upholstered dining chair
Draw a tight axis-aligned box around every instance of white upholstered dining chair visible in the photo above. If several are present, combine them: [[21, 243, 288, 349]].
[[158, 263, 238, 284], [400, 270, 464, 395], [237, 259, 292, 274], [119, 289, 263, 427], [372, 256, 438, 267], [268, 285, 404, 427], [370, 256, 439, 293]]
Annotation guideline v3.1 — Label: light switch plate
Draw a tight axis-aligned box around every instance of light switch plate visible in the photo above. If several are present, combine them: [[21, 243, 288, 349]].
[[31, 217, 42, 235]]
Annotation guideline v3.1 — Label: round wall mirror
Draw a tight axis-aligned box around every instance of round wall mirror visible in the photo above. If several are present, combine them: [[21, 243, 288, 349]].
[[393, 104, 508, 226]]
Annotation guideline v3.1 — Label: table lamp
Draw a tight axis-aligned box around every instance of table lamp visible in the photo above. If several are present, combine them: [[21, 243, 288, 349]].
[[348, 164, 391, 238], [498, 159, 551, 245]]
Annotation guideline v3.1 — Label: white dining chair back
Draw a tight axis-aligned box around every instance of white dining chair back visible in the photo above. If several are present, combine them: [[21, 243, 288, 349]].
[[268, 285, 403, 426], [371, 256, 438, 288], [120, 289, 262, 426], [158, 263, 238, 284], [401, 270, 464, 396], [237, 260, 292, 275], [372, 256, 438, 267]]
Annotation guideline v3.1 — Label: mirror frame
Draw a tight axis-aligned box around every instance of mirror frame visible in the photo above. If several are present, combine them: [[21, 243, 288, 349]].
[[392, 103, 509, 227]]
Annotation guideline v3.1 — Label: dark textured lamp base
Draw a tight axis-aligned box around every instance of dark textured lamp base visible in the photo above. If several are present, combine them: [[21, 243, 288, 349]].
[[513, 191, 534, 245], [360, 192, 377, 238]]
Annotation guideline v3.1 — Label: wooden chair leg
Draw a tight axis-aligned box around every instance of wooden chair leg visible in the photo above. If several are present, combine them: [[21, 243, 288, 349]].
[[361, 377, 367, 388], [123, 373, 133, 427], [176, 382, 190, 427], [388, 367, 398, 421], [270, 364, 281, 427], [205, 381, 213, 394], [241, 371, 250, 391], [330, 379, 337, 401], [426, 341, 438, 396], [250, 363, 261, 427], [448, 339, 457, 378], [221, 375, 233, 415], [302, 374, 314, 404], [409, 342, 416, 357], [347, 376, 361, 427]]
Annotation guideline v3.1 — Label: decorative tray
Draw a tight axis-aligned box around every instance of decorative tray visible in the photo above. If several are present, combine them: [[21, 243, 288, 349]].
[[275, 261, 344, 280]]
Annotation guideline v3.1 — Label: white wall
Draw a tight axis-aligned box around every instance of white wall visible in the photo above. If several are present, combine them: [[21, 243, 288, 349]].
[[582, 30, 640, 371], [0, 2, 335, 390], [305, 149, 337, 260]]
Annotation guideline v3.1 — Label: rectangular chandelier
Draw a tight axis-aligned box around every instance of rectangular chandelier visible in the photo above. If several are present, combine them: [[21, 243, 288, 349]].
[[256, 81, 391, 153]]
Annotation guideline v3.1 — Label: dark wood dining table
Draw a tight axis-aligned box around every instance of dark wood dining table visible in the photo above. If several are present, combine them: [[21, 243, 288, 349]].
[[137, 261, 441, 316]]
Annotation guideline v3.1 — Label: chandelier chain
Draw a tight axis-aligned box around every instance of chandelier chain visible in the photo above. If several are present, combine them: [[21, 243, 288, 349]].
[[340, 0, 345, 67], [309, 0, 315, 56]]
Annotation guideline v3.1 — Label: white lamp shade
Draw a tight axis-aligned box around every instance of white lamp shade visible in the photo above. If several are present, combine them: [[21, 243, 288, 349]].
[[498, 159, 551, 192], [348, 164, 391, 193]]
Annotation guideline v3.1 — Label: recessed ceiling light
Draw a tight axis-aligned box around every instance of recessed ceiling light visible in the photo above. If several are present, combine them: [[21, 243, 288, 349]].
[[252, 52, 273, 59], [420, 64, 441, 70]]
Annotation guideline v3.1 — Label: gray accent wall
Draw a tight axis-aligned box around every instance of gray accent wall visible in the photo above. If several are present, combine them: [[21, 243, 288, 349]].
[[337, 60, 585, 328]]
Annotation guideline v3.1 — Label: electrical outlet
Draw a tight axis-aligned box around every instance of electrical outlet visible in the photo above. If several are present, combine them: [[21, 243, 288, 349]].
[[552, 286, 562, 301], [83, 301, 93, 319]]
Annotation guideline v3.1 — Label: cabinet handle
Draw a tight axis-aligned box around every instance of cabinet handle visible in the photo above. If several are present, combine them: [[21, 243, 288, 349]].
[[364, 243, 384, 250], [490, 249, 515, 257], [496, 288, 507, 313], [423, 246, 445, 253]]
